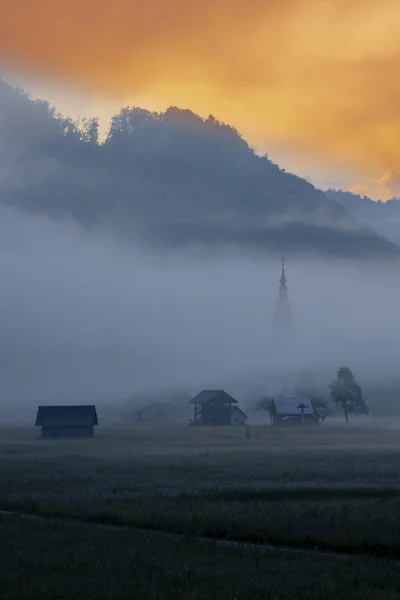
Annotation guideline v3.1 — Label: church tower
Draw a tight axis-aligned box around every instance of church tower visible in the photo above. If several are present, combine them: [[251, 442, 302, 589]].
[[270, 259, 294, 396], [273, 259, 292, 334]]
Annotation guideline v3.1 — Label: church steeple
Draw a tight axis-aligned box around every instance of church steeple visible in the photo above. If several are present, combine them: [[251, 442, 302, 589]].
[[273, 258, 292, 331], [270, 259, 295, 398], [279, 258, 287, 290]]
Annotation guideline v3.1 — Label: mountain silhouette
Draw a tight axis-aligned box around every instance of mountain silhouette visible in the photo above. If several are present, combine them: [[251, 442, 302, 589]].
[[326, 189, 400, 248], [0, 79, 398, 259]]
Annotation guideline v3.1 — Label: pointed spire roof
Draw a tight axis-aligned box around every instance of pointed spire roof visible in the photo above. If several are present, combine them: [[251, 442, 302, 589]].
[[273, 257, 292, 331], [279, 258, 287, 289]]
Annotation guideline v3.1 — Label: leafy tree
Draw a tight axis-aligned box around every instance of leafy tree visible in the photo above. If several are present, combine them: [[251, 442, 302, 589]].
[[311, 398, 332, 424], [254, 397, 274, 412], [329, 367, 369, 424], [78, 117, 100, 144]]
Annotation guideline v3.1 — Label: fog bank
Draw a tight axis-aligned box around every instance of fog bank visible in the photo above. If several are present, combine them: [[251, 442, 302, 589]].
[[0, 206, 398, 405]]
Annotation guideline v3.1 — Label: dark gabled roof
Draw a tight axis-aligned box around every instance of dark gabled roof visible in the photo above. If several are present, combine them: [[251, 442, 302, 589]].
[[231, 405, 248, 419], [271, 398, 314, 416], [188, 390, 238, 405], [35, 405, 98, 427]]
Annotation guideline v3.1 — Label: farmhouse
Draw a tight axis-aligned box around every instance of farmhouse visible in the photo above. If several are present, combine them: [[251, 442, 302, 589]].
[[269, 397, 319, 427], [189, 390, 247, 426], [35, 405, 99, 438]]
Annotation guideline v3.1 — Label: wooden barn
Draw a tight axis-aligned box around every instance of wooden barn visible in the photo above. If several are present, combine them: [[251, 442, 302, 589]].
[[231, 405, 248, 426], [269, 397, 319, 427], [35, 405, 98, 438], [189, 390, 247, 426]]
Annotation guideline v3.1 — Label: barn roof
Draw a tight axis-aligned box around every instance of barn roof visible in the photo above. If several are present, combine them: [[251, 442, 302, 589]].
[[188, 390, 238, 405], [272, 398, 314, 416], [232, 405, 248, 418], [35, 405, 98, 427]]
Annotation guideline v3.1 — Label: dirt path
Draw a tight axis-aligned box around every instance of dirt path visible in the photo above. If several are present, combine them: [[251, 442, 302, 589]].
[[0, 507, 394, 562]]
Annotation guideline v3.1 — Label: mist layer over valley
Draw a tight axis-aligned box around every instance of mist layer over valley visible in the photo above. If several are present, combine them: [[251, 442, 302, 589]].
[[0, 79, 399, 408], [0, 204, 398, 406], [326, 189, 400, 248]]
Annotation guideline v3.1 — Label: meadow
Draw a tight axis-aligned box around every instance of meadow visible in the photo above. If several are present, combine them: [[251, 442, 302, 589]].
[[2, 423, 400, 599]]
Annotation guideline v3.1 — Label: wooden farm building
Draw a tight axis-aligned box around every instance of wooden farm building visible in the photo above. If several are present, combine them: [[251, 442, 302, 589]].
[[231, 405, 248, 426], [35, 405, 98, 438], [269, 397, 319, 427], [189, 390, 247, 426]]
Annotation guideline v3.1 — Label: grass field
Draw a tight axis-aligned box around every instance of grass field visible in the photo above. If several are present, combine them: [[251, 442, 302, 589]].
[[2, 423, 400, 598], [3, 516, 400, 600]]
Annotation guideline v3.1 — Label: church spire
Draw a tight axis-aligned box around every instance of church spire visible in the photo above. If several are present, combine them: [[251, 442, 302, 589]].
[[279, 258, 287, 290], [270, 259, 296, 398], [273, 258, 292, 331]]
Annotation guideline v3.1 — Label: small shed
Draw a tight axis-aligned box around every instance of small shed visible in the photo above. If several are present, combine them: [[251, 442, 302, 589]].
[[35, 405, 98, 438], [189, 390, 243, 426], [269, 397, 318, 427]]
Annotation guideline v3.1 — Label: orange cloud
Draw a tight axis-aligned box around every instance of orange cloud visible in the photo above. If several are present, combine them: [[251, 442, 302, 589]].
[[2, 0, 400, 198]]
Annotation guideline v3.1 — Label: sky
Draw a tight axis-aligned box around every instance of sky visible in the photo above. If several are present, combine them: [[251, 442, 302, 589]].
[[2, 0, 400, 199]]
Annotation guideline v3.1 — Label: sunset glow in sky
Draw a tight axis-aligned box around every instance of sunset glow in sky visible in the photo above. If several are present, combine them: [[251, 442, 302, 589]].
[[2, 0, 400, 198]]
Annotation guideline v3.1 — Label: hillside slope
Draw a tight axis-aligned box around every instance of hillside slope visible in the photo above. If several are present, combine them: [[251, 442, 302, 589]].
[[0, 79, 398, 259], [326, 189, 400, 247]]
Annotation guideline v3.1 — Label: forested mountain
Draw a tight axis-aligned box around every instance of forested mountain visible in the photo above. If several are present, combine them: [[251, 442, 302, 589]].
[[326, 189, 400, 247], [0, 79, 397, 259]]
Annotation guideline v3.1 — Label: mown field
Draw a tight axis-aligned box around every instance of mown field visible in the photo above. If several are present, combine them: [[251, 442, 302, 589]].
[[2, 424, 400, 599]]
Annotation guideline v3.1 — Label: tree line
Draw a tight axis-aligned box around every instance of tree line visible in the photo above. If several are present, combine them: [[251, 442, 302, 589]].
[[0, 78, 396, 259]]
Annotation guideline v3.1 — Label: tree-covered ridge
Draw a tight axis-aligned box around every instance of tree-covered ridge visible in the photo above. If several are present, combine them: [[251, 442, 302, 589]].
[[326, 189, 400, 247], [0, 79, 398, 258]]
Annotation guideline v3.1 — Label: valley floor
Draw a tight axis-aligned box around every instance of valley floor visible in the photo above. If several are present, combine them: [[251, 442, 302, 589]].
[[1, 424, 400, 598]]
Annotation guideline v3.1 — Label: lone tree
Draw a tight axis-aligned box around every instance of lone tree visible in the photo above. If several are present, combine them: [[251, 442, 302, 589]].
[[329, 367, 369, 424]]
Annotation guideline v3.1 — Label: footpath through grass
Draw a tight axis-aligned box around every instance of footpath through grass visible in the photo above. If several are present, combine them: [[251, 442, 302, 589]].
[[2, 515, 400, 600]]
